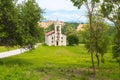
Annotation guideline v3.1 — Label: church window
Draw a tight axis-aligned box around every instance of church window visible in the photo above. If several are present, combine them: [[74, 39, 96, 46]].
[[52, 37, 53, 39]]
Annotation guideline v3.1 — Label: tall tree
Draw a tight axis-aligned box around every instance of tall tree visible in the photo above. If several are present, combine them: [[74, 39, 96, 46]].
[[0, 0, 18, 48], [17, 0, 43, 49], [101, 0, 120, 65], [88, 16, 109, 66], [81, 17, 109, 67], [70, 0, 100, 76]]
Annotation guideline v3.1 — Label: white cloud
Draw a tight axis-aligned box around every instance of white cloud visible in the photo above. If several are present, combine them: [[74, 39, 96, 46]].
[[18, 0, 80, 11], [45, 12, 87, 23], [36, 0, 78, 11]]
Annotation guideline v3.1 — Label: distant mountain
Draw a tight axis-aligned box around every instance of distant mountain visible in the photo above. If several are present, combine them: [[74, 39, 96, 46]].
[[66, 20, 87, 24]]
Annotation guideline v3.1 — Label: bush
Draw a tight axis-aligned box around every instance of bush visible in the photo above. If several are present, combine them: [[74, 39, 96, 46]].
[[67, 34, 79, 46]]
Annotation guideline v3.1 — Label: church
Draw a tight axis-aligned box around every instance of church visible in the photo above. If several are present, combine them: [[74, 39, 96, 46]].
[[45, 21, 66, 46]]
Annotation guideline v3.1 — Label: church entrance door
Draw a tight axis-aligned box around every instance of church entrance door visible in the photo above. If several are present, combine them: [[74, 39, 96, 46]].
[[56, 41, 58, 46]]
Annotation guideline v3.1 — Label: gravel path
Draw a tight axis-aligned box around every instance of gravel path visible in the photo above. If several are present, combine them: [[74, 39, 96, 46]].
[[0, 48, 29, 58], [0, 43, 41, 58]]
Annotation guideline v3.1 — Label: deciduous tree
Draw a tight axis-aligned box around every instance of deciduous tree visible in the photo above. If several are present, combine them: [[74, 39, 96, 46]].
[[17, 0, 43, 49], [70, 0, 100, 76], [0, 0, 18, 48], [101, 0, 120, 65], [82, 16, 110, 67]]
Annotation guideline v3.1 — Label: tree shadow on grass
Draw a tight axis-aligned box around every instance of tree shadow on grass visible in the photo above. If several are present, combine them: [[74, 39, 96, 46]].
[[0, 57, 32, 66]]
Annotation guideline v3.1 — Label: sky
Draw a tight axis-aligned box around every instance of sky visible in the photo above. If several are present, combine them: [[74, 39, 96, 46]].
[[18, 0, 88, 23]]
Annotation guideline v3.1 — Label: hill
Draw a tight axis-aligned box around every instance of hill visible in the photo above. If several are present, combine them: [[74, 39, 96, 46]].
[[38, 20, 65, 29], [38, 20, 85, 31]]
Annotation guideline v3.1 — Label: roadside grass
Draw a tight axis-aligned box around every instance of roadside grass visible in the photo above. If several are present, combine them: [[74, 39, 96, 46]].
[[0, 46, 18, 52], [0, 44, 119, 80]]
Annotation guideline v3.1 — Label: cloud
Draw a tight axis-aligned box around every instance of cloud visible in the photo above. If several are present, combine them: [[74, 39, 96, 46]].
[[36, 0, 78, 11], [44, 11, 88, 23]]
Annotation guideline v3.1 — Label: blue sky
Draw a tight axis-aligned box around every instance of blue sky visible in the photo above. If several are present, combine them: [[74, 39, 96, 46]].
[[18, 0, 88, 23]]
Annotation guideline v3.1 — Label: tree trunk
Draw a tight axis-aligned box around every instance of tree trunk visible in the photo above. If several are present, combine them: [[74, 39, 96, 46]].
[[95, 32, 99, 67], [96, 53, 100, 67], [89, 13, 96, 77]]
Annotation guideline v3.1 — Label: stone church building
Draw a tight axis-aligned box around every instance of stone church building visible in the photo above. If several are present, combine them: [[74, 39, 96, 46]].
[[45, 21, 66, 46]]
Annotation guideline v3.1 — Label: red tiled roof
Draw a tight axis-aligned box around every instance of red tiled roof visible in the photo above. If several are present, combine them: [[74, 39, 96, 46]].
[[46, 30, 55, 36]]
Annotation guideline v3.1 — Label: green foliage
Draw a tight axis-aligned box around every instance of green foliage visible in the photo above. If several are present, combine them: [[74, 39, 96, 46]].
[[112, 45, 120, 65], [112, 32, 120, 65], [0, 0, 44, 49], [100, 0, 120, 65], [38, 27, 45, 43], [70, 0, 100, 9], [63, 26, 79, 46], [65, 27, 77, 36], [67, 34, 79, 46], [101, 2, 114, 17], [108, 26, 115, 36], [107, 26, 115, 45], [70, 0, 101, 74], [16, 0, 43, 48], [0, 0, 18, 47], [62, 22, 79, 34], [77, 25, 87, 43], [45, 23, 54, 32], [70, 0, 84, 9], [101, 0, 120, 21], [82, 16, 110, 65], [57, 22, 79, 46]]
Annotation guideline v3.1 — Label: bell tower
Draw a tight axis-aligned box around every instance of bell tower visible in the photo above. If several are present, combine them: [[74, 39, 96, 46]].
[[54, 20, 62, 46], [54, 20, 61, 34]]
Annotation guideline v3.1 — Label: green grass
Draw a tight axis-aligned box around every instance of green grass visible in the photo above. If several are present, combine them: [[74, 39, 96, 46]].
[[0, 46, 18, 52], [0, 44, 119, 80]]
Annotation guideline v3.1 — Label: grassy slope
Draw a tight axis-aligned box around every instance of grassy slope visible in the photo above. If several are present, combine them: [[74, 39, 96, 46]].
[[0, 44, 119, 80]]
